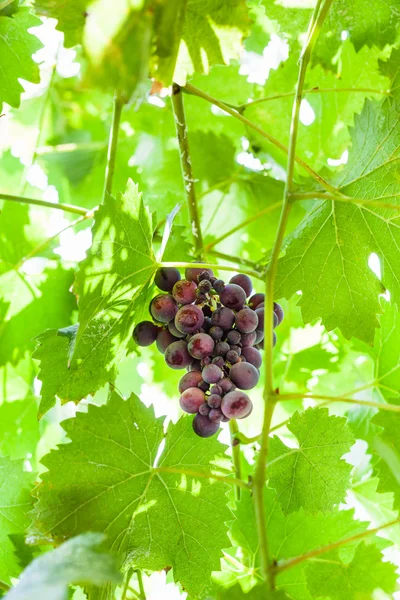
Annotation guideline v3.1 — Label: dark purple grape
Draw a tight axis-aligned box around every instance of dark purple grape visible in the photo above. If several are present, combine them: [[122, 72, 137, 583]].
[[215, 341, 230, 357], [221, 391, 253, 419], [202, 305, 212, 317], [198, 379, 210, 392], [241, 331, 257, 347], [208, 394, 222, 408], [274, 302, 284, 326], [212, 356, 225, 368], [175, 305, 204, 334], [156, 329, 177, 353], [180, 387, 205, 413], [188, 333, 215, 359], [155, 267, 181, 292], [229, 345, 241, 356], [185, 265, 214, 282], [201, 356, 211, 366], [150, 294, 178, 323], [273, 311, 279, 329], [255, 307, 265, 332], [241, 346, 262, 369], [230, 362, 260, 390], [226, 350, 240, 364], [235, 308, 259, 333], [172, 279, 197, 305], [133, 321, 159, 346], [179, 371, 203, 393], [221, 415, 230, 423], [209, 408, 224, 422], [210, 385, 222, 395], [202, 316, 212, 332], [219, 378, 235, 393], [195, 290, 207, 303], [198, 271, 211, 282], [168, 319, 186, 339], [211, 307, 235, 330], [229, 274, 252, 297], [199, 403, 211, 416], [198, 280, 212, 293], [192, 414, 219, 438], [248, 293, 264, 310], [255, 329, 264, 344], [220, 284, 246, 310], [189, 360, 202, 372], [226, 330, 241, 345], [210, 326, 224, 341], [202, 364, 223, 384], [213, 279, 225, 294], [165, 340, 192, 370]]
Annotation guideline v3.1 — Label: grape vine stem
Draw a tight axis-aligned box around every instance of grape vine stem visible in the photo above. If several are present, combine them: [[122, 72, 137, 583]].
[[183, 82, 337, 194], [252, 0, 333, 592], [160, 261, 264, 282], [229, 420, 242, 501], [290, 191, 400, 212], [0, 193, 91, 216], [172, 84, 204, 260], [277, 393, 400, 413], [103, 93, 126, 199], [136, 570, 146, 600], [275, 518, 400, 574]]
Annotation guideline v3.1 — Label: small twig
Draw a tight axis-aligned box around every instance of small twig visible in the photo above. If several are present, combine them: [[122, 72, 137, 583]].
[[229, 420, 242, 501], [136, 570, 146, 600], [290, 191, 400, 212], [275, 518, 400, 574], [103, 93, 125, 198], [0, 193, 90, 216], [171, 83, 204, 259], [207, 249, 262, 271], [277, 393, 400, 413], [122, 568, 133, 600]]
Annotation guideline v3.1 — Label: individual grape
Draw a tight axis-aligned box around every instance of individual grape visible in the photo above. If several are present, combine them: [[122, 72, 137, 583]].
[[198, 271, 211, 282], [255, 329, 264, 345], [241, 331, 257, 347], [198, 403, 211, 416], [215, 341, 230, 357], [210, 385, 222, 396], [229, 274, 252, 297], [208, 394, 222, 408], [248, 293, 264, 310], [198, 380, 210, 392], [221, 391, 253, 419], [220, 284, 246, 310], [226, 330, 241, 345], [202, 316, 212, 332], [209, 408, 224, 422], [274, 302, 284, 326], [172, 279, 197, 305], [185, 265, 214, 282], [180, 387, 205, 413], [133, 321, 159, 346], [168, 319, 186, 339], [213, 279, 225, 294], [221, 415, 230, 423], [202, 364, 223, 384], [255, 307, 277, 332], [230, 362, 260, 390], [241, 346, 262, 369], [192, 414, 220, 438], [198, 279, 212, 293], [195, 290, 207, 303], [229, 345, 241, 356], [188, 333, 215, 359], [212, 356, 224, 368], [156, 329, 177, 353], [150, 294, 178, 323], [210, 276, 217, 285], [273, 311, 279, 328], [165, 341, 192, 370], [235, 308, 259, 333], [154, 267, 181, 292], [189, 360, 202, 372], [219, 377, 235, 393], [226, 350, 240, 364], [179, 371, 203, 393], [210, 326, 224, 341], [202, 304, 212, 317], [211, 307, 235, 330], [201, 356, 212, 366], [175, 304, 204, 334]]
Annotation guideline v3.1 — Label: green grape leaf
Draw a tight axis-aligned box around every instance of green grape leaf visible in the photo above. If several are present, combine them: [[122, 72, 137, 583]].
[[216, 583, 290, 599], [371, 399, 400, 510], [230, 487, 368, 599], [5, 533, 121, 600], [275, 62, 400, 343], [268, 407, 354, 514], [305, 542, 397, 600], [0, 9, 42, 112], [0, 397, 40, 460], [33, 0, 93, 48], [0, 457, 34, 587], [373, 302, 400, 400], [30, 392, 233, 597]]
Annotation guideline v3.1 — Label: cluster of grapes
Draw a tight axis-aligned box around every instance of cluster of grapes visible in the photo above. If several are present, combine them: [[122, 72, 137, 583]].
[[133, 265, 284, 437]]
